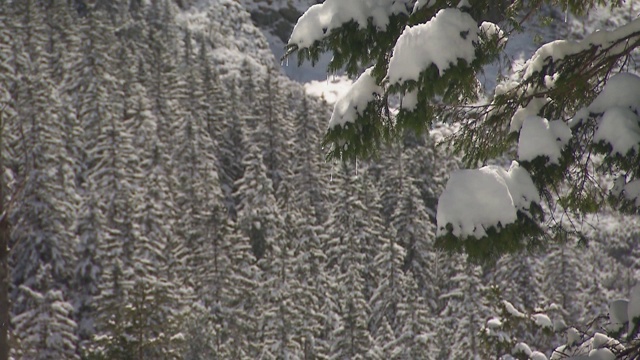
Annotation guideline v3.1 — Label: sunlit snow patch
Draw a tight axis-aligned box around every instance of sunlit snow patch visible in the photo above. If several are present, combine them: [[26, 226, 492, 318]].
[[289, 0, 412, 49], [518, 116, 571, 165], [608, 299, 629, 333], [623, 179, 640, 207], [629, 284, 640, 336], [304, 75, 353, 104], [436, 161, 540, 239], [329, 68, 382, 129], [412, 0, 435, 13], [593, 107, 640, 156], [387, 8, 478, 84], [588, 72, 640, 113], [532, 313, 553, 329]]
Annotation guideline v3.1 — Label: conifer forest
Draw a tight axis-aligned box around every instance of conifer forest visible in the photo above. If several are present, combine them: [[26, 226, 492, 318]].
[[0, 0, 639, 359]]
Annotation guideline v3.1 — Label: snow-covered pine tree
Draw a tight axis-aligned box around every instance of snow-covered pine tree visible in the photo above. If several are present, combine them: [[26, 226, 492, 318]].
[[73, 187, 103, 348], [325, 165, 377, 360], [10, 46, 77, 316], [43, 0, 81, 84], [195, 35, 227, 161], [443, 259, 491, 360], [71, 1, 120, 186], [144, 0, 184, 154], [285, 0, 640, 260], [490, 251, 547, 349], [389, 147, 439, 295], [390, 276, 436, 360], [368, 221, 405, 334], [258, 207, 302, 359], [330, 264, 376, 360], [217, 79, 247, 219], [541, 239, 586, 325], [354, 171, 387, 303], [372, 316, 395, 359], [254, 66, 293, 193], [290, 93, 329, 225], [234, 137, 280, 261], [13, 264, 79, 360], [221, 224, 261, 359], [290, 211, 332, 359]]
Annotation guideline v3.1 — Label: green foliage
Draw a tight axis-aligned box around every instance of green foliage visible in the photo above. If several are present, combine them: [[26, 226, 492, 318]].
[[286, 0, 635, 261], [435, 205, 545, 263]]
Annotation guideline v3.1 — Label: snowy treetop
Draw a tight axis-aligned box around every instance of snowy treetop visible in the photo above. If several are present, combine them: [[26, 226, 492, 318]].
[[288, 0, 412, 48]]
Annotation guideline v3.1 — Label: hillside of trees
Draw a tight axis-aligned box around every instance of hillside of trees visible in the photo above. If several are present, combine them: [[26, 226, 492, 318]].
[[0, 0, 638, 359]]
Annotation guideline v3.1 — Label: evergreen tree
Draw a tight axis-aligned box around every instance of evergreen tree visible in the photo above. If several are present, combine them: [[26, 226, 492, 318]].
[[254, 67, 293, 193], [234, 139, 280, 261], [330, 267, 376, 360], [144, 0, 183, 153], [222, 225, 261, 359], [10, 51, 77, 314], [73, 187, 103, 347], [445, 260, 490, 360], [217, 79, 246, 219], [259, 209, 303, 359], [289, 195, 332, 360], [391, 277, 435, 360], [325, 166, 377, 360], [13, 265, 79, 360], [368, 224, 405, 334], [290, 94, 329, 225], [389, 148, 438, 294], [541, 240, 586, 325], [372, 317, 395, 359], [355, 172, 386, 303]]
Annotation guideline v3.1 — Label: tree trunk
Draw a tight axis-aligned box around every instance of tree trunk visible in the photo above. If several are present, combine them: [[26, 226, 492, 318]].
[[0, 108, 10, 360], [0, 212, 8, 360]]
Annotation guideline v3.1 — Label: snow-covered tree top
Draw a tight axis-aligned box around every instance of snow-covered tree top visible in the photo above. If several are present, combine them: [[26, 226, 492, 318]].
[[288, 0, 412, 48]]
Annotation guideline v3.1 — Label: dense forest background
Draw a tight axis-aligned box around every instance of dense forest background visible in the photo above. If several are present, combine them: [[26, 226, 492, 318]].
[[0, 0, 638, 359]]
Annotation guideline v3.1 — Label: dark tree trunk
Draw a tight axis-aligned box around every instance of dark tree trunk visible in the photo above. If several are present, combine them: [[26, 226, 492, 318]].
[[0, 209, 8, 360], [0, 108, 10, 360]]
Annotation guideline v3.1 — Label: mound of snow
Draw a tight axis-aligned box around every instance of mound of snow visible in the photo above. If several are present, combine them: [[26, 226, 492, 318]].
[[388, 8, 478, 84], [436, 161, 540, 238], [329, 68, 382, 129], [289, 0, 411, 48], [593, 107, 640, 156], [589, 72, 640, 114], [518, 116, 571, 164]]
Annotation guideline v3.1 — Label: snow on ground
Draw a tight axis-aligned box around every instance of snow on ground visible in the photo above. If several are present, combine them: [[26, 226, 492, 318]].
[[304, 76, 353, 104], [262, 24, 338, 82]]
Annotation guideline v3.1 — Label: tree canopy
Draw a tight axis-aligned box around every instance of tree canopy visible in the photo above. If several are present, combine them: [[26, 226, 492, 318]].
[[285, 0, 640, 261]]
